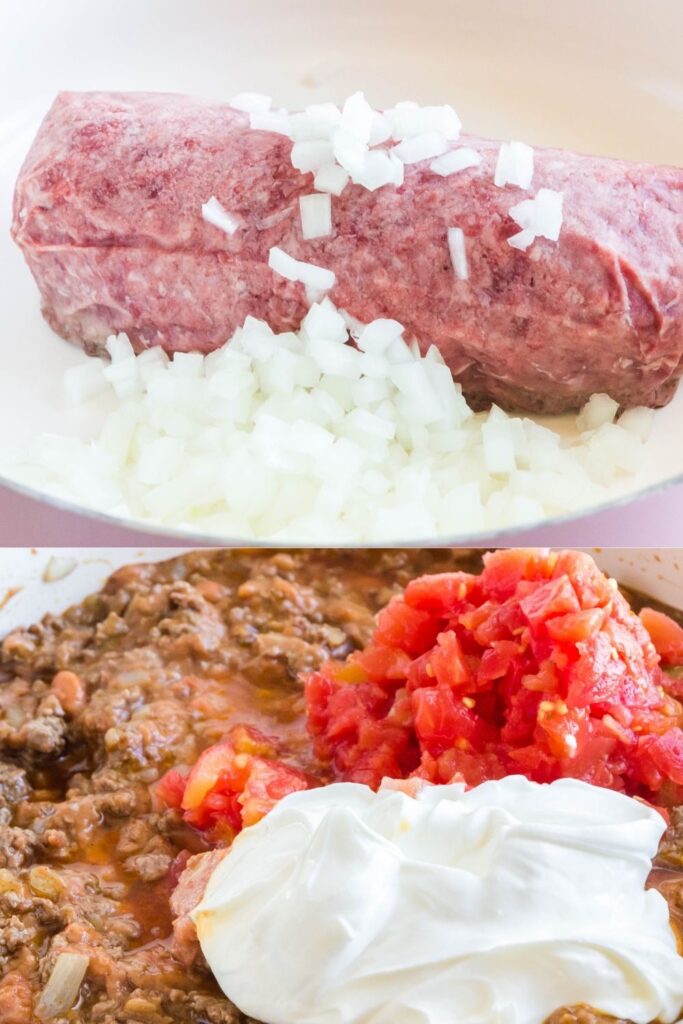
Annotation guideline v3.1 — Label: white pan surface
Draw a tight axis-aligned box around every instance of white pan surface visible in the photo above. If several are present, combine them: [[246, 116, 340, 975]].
[[1, 0, 682, 543]]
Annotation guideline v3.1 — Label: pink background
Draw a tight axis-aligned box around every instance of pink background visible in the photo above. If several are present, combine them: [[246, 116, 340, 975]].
[[1, 481, 679, 548]]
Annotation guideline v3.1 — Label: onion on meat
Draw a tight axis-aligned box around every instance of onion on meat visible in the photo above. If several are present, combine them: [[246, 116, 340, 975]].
[[35, 952, 89, 1020]]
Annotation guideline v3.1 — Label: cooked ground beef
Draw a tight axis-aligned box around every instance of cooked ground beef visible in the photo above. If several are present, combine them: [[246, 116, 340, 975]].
[[0, 547, 680, 1024]]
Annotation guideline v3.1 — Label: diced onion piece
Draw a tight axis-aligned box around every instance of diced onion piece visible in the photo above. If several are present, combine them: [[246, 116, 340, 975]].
[[495, 140, 535, 189], [63, 358, 109, 406], [482, 416, 517, 473], [249, 110, 291, 135], [201, 196, 240, 236], [508, 188, 564, 249], [105, 334, 135, 363], [393, 130, 448, 165], [291, 140, 335, 173], [369, 112, 393, 146], [36, 952, 89, 1020], [313, 163, 350, 196], [618, 407, 655, 443], [332, 128, 367, 176], [304, 102, 342, 134], [43, 556, 78, 582], [351, 150, 404, 191], [358, 319, 404, 354], [387, 101, 421, 141], [303, 301, 349, 343], [533, 188, 564, 241], [508, 228, 535, 251], [418, 104, 462, 140], [340, 91, 375, 145], [430, 147, 482, 176], [230, 92, 272, 113], [299, 194, 333, 240], [447, 227, 469, 280], [288, 111, 330, 142], [576, 393, 620, 433], [268, 246, 336, 292]]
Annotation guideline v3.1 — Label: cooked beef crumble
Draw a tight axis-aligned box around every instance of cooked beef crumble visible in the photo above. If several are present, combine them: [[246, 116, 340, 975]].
[[0, 548, 680, 1024]]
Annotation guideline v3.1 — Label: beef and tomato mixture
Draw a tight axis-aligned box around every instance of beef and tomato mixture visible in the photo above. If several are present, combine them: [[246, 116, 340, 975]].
[[1, 548, 683, 1024], [0, 549, 461, 1024]]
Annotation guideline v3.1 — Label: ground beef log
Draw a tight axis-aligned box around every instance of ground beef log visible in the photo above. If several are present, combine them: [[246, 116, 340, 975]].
[[12, 92, 683, 414]]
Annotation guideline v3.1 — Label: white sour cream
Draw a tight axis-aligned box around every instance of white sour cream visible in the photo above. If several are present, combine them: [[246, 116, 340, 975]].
[[192, 776, 683, 1024]]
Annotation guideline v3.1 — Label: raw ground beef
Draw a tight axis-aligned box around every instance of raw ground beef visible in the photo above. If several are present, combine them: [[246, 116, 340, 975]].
[[12, 91, 683, 414], [0, 547, 681, 1024]]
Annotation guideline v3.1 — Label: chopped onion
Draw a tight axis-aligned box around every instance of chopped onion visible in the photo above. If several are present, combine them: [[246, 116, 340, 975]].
[[201, 196, 240, 236], [447, 227, 469, 280], [508, 188, 564, 249], [533, 188, 564, 240], [417, 104, 462, 140], [288, 111, 330, 142], [576, 393, 620, 433], [507, 228, 536, 252], [230, 92, 272, 113], [36, 952, 89, 1020], [387, 101, 421, 141], [63, 358, 108, 406], [106, 334, 135, 362], [495, 140, 535, 189], [393, 130, 448, 165], [369, 112, 392, 146], [332, 128, 367, 176], [340, 91, 375, 146], [618, 406, 655, 443], [299, 194, 333, 240], [430, 147, 482, 176], [43, 556, 78, 582], [313, 163, 350, 196], [249, 110, 290, 135], [291, 140, 335, 173], [351, 150, 404, 191], [304, 102, 342, 133], [268, 246, 336, 292], [8, 296, 647, 539]]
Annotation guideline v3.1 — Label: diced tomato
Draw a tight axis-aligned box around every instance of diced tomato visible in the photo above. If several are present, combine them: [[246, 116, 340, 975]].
[[641, 728, 683, 786], [373, 597, 441, 656], [404, 572, 478, 615], [481, 548, 552, 598], [239, 759, 310, 827], [536, 702, 584, 761], [157, 725, 315, 842], [428, 631, 472, 689], [352, 644, 413, 682], [519, 576, 581, 627], [551, 550, 612, 609], [155, 768, 187, 810], [478, 641, 519, 681], [181, 744, 237, 811], [412, 686, 494, 757], [640, 607, 683, 667], [546, 608, 606, 643], [303, 549, 683, 806]]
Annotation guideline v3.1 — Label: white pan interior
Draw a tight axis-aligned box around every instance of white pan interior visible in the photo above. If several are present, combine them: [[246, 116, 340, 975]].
[[0, 548, 682, 638], [1, 0, 682, 544]]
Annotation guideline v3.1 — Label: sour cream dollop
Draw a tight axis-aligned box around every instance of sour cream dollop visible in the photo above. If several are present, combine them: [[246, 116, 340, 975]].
[[192, 777, 683, 1024]]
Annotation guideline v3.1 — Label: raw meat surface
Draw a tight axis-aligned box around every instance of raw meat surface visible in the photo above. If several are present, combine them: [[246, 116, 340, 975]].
[[11, 91, 683, 413]]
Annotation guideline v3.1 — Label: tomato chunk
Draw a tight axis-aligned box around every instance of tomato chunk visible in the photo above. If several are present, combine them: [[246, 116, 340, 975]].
[[640, 607, 683, 667], [305, 549, 683, 803], [157, 724, 313, 841]]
